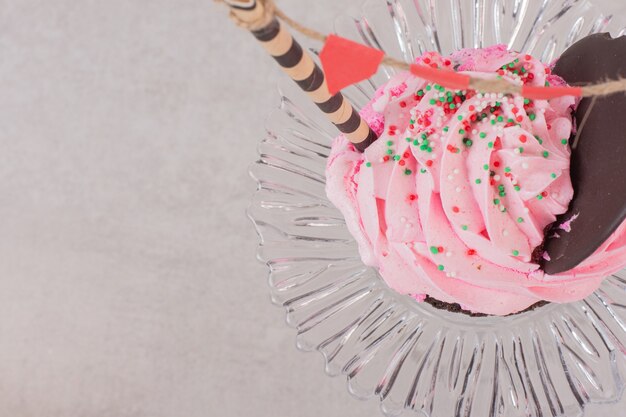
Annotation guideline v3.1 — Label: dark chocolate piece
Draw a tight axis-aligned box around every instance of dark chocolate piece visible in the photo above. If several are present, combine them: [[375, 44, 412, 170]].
[[542, 33, 626, 274], [423, 296, 548, 317]]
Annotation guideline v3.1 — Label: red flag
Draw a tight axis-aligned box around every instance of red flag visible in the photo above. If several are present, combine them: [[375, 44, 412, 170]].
[[320, 35, 385, 95]]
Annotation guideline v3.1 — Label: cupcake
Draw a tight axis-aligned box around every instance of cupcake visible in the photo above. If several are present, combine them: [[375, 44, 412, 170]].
[[325, 38, 626, 316]]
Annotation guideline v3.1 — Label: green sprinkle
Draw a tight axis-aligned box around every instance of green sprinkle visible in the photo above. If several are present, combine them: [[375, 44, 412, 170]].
[[439, 96, 446, 103], [561, 139, 568, 145], [475, 179, 482, 184], [430, 246, 439, 254], [483, 164, 489, 171], [501, 207, 507, 213], [459, 129, 466, 135], [488, 142, 494, 149], [517, 217, 524, 223], [499, 191, 506, 197], [524, 98, 531, 105], [386, 149, 393, 155], [463, 138, 473, 147], [421, 133, 428, 140], [479, 132, 487, 139], [429, 99, 436, 105], [545, 81, 550, 87], [461, 225, 469, 231], [365, 162, 372, 167], [518, 147, 524, 153], [417, 90, 424, 96], [537, 194, 543, 200], [504, 167, 511, 173], [512, 250, 520, 256], [493, 198, 500, 205], [404, 169, 412, 175], [514, 185, 521, 192], [497, 116, 504, 123], [420, 168, 427, 174], [449, 103, 456, 109], [529, 113, 536, 121], [426, 85, 432, 91], [542, 151, 549, 158], [386, 140, 393, 146], [393, 155, 401, 161], [551, 173, 557, 179], [405, 137, 412, 142], [490, 120, 496, 125], [437, 265, 445, 271], [413, 140, 419, 146], [443, 127, 449, 132], [458, 115, 463, 121], [426, 147, 433, 153], [534, 135, 543, 144]]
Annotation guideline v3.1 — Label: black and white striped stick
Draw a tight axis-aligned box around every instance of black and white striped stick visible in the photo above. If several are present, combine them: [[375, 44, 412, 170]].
[[223, 0, 378, 152]]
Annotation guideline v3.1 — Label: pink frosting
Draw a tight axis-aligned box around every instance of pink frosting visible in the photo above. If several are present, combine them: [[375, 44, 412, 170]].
[[326, 47, 626, 316]]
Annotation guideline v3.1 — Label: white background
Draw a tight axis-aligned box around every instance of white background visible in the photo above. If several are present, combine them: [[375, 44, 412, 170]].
[[0, 1, 624, 416]]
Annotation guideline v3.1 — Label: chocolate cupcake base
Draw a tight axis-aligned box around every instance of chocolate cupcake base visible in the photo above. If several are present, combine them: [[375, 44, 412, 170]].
[[424, 296, 549, 317]]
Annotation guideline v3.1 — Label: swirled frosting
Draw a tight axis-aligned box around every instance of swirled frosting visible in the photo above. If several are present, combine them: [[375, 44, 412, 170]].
[[326, 46, 626, 315]]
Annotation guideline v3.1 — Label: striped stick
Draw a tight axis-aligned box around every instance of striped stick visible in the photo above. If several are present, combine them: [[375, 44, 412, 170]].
[[223, 0, 378, 152]]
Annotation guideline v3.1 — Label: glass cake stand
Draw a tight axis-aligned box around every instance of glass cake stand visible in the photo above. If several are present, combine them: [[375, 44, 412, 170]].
[[248, 1, 626, 416]]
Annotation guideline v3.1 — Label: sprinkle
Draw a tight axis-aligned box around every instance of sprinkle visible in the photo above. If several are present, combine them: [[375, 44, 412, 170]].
[[409, 194, 417, 201], [551, 173, 557, 179], [429, 99, 436, 105], [365, 162, 372, 167], [461, 225, 469, 231], [529, 113, 536, 121], [542, 151, 549, 158], [463, 138, 473, 147], [519, 135, 527, 143], [479, 132, 487, 139], [386, 140, 393, 146], [504, 167, 511, 173], [537, 194, 543, 200], [443, 127, 449, 132], [393, 155, 401, 161], [483, 164, 489, 171], [467, 249, 476, 256], [475, 179, 482, 184], [493, 198, 500, 205], [430, 246, 439, 254], [405, 137, 412, 142], [522, 162, 529, 169], [438, 265, 445, 271], [514, 185, 521, 191], [404, 169, 412, 175], [417, 90, 424, 96], [517, 217, 524, 223], [488, 142, 494, 149], [561, 139, 568, 145], [512, 250, 520, 256]]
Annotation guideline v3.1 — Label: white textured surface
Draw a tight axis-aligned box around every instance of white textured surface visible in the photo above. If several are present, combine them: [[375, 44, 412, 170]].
[[0, 1, 623, 416]]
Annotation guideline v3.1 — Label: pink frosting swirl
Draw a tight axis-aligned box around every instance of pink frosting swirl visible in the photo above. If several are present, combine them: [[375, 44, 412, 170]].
[[326, 46, 626, 315]]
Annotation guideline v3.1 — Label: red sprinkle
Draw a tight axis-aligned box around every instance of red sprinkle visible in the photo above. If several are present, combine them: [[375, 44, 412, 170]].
[[425, 160, 433, 167], [519, 134, 527, 143], [438, 246, 444, 253], [399, 101, 407, 108], [452, 206, 460, 213], [525, 54, 532, 61], [493, 161, 500, 167], [383, 155, 390, 162], [541, 191, 548, 197], [399, 160, 406, 166], [408, 194, 417, 201], [403, 152, 410, 158], [467, 249, 476, 256]]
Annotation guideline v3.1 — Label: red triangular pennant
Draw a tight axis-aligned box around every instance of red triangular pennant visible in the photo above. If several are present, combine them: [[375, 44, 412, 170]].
[[320, 35, 385, 95]]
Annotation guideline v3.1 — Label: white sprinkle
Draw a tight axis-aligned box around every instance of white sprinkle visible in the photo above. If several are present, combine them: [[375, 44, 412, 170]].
[[446, 252, 453, 257], [502, 229, 509, 237], [522, 162, 529, 169], [500, 205, 506, 212], [450, 271, 457, 277], [512, 179, 518, 185], [405, 222, 413, 229], [524, 207, 530, 214], [448, 174, 454, 181], [494, 175, 501, 181], [456, 187, 462, 193], [453, 168, 460, 174], [514, 148, 521, 154], [472, 129, 478, 135]]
